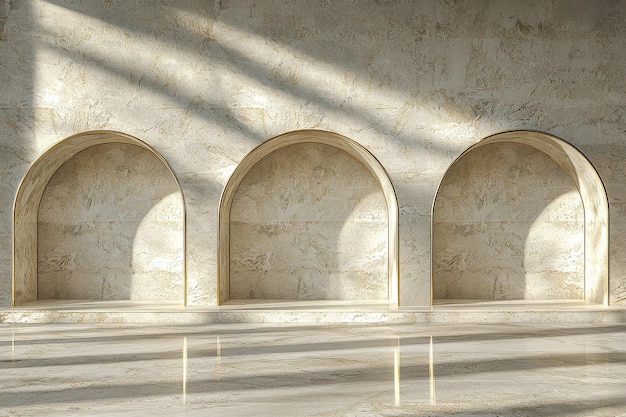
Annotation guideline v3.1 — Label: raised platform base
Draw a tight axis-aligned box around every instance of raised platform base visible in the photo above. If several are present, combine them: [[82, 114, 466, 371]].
[[2, 299, 626, 324]]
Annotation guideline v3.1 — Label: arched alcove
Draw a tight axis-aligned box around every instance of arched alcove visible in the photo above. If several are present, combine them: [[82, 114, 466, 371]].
[[13, 131, 186, 306], [218, 130, 399, 305], [432, 130, 609, 306]]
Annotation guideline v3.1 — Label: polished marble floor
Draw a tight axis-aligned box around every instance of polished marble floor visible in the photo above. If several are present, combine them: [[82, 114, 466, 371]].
[[1, 322, 625, 416]]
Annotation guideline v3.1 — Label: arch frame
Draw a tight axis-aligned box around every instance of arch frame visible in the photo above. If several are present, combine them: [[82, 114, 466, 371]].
[[431, 129, 609, 306], [218, 129, 399, 305], [12, 130, 188, 306]]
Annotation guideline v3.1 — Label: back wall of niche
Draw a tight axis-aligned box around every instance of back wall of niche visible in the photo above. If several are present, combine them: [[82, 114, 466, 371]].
[[433, 142, 584, 301], [219, 130, 399, 305], [13, 131, 185, 305]]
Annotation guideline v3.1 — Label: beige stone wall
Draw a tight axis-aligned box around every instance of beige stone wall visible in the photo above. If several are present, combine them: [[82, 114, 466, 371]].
[[433, 143, 584, 301], [37, 143, 184, 302], [0, 1, 624, 306], [230, 143, 388, 300]]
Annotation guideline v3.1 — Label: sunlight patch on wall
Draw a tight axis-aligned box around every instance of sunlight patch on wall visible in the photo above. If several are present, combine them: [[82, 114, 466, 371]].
[[524, 191, 584, 300], [132, 192, 184, 302]]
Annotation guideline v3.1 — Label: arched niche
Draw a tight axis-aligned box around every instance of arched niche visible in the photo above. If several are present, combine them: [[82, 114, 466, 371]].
[[432, 130, 609, 306], [12, 130, 187, 306], [218, 130, 399, 305]]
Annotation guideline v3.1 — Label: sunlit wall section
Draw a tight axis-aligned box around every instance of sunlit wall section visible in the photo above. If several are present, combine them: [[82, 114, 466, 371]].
[[2, 0, 623, 308], [433, 142, 584, 302]]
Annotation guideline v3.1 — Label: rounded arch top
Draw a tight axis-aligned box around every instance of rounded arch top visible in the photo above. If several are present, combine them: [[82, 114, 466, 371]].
[[218, 129, 399, 305], [16, 130, 184, 197], [13, 130, 187, 306], [432, 129, 609, 306], [452, 130, 608, 199]]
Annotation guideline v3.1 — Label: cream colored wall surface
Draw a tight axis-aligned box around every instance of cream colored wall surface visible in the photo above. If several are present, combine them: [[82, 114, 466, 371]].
[[433, 143, 584, 301], [230, 143, 388, 300], [37, 143, 184, 301], [1, 1, 625, 306]]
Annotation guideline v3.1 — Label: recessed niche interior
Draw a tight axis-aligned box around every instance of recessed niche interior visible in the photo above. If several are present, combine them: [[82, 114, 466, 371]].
[[432, 130, 609, 306], [13, 131, 185, 306], [219, 130, 399, 305], [38, 143, 184, 301], [433, 143, 584, 302], [230, 142, 388, 300]]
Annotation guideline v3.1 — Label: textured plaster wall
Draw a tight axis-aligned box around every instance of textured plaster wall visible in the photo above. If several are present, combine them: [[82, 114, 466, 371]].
[[230, 142, 388, 300], [0, 0, 625, 306], [37, 143, 184, 301], [433, 143, 584, 301]]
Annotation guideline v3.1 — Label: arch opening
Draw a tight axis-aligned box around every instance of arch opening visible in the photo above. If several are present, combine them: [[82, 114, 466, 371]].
[[432, 130, 609, 306], [218, 130, 399, 306], [13, 131, 187, 306]]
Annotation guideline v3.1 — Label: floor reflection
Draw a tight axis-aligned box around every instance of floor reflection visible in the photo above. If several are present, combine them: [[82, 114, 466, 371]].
[[182, 336, 187, 405], [430, 335, 436, 408], [0, 322, 624, 416]]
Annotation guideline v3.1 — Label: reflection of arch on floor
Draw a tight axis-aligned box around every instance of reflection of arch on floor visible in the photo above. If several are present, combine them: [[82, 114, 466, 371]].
[[432, 130, 609, 306], [12, 130, 187, 306], [218, 130, 399, 305]]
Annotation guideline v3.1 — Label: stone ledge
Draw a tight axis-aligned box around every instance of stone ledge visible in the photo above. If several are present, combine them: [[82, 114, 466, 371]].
[[2, 299, 625, 324]]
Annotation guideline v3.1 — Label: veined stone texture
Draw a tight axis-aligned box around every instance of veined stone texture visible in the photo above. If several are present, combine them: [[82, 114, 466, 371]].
[[230, 143, 388, 300], [433, 143, 584, 301], [37, 143, 184, 302], [0, 0, 625, 306]]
